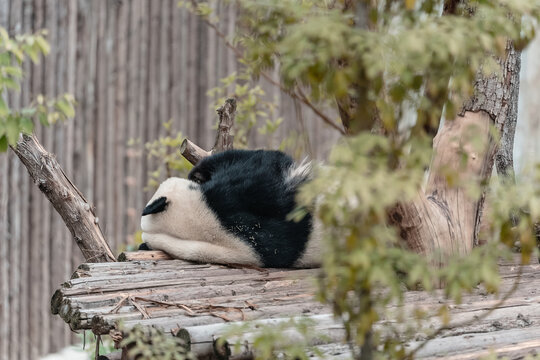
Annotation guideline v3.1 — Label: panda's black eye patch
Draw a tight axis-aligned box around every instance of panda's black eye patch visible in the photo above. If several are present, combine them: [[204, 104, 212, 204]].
[[142, 196, 168, 216]]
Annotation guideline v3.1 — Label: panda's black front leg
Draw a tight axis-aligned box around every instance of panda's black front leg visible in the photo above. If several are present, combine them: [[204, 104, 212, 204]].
[[138, 242, 152, 251]]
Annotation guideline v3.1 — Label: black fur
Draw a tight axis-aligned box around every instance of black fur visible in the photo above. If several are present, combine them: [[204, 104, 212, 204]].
[[138, 242, 152, 250], [188, 150, 312, 267], [142, 196, 168, 216]]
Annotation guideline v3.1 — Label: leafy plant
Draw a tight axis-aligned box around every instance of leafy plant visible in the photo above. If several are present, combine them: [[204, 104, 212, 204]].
[[181, 0, 540, 358], [120, 325, 194, 360], [0, 27, 75, 152], [140, 120, 193, 191]]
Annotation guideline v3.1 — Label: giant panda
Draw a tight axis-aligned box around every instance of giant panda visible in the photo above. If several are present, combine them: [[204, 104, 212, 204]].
[[139, 149, 321, 268]]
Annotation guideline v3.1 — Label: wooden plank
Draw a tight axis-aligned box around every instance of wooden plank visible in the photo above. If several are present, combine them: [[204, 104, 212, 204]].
[[114, 0, 128, 252], [118, 250, 173, 262], [7, 2, 22, 358], [19, 0, 33, 357], [94, 0, 107, 252], [42, 0, 58, 354], [7, 1, 24, 359], [50, 1, 67, 352], [64, 4, 77, 331], [124, 0, 140, 246], [144, 0, 160, 188], [159, 0, 171, 129], [137, 0, 149, 199], [0, 136, 9, 360], [29, 1, 45, 356], [104, 0, 116, 251]]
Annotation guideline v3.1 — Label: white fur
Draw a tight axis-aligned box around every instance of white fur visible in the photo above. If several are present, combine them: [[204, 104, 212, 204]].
[[141, 178, 262, 266], [293, 219, 322, 268], [284, 158, 312, 190]]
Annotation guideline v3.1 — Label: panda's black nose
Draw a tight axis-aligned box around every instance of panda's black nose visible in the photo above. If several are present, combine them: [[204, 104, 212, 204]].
[[142, 196, 168, 216]]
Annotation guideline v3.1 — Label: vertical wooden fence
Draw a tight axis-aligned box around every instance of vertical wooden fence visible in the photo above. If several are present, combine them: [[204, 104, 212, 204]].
[[0, 1, 339, 358]]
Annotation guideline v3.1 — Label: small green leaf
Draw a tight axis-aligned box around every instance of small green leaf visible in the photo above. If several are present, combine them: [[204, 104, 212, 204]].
[[35, 36, 50, 56], [55, 99, 75, 118], [0, 96, 9, 117], [19, 117, 33, 134], [0, 135, 7, 152], [6, 116, 19, 145]]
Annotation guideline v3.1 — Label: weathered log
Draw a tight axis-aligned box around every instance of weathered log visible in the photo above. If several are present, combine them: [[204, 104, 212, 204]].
[[51, 256, 540, 359], [12, 133, 115, 263], [180, 98, 237, 166], [118, 250, 173, 262]]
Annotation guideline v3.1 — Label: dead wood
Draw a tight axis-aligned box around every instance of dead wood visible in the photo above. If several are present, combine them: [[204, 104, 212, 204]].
[[50, 256, 540, 359], [180, 98, 237, 166], [12, 133, 115, 263], [118, 250, 173, 262]]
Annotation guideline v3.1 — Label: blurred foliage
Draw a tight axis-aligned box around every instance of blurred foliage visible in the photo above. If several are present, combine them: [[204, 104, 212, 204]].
[[120, 325, 194, 360], [137, 120, 193, 191], [81, 331, 116, 360], [177, 0, 540, 358], [0, 27, 75, 152], [217, 318, 328, 359]]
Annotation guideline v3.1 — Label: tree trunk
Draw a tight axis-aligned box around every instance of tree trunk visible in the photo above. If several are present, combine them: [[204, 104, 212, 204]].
[[388, 44, 521, 263]]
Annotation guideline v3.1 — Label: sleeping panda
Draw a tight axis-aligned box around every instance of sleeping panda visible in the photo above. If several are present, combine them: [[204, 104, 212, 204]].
[[139, 149, 321, 268]]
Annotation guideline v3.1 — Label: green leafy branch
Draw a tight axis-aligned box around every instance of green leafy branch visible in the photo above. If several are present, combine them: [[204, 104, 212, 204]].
[[0, 27, 75, 152]]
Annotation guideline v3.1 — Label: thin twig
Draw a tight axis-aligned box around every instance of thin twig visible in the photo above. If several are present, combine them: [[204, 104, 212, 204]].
[[129, 296, 150, 319], [108, 294, 129, 314], [133, 296, 195, 314], [405, 265, 524, 359]]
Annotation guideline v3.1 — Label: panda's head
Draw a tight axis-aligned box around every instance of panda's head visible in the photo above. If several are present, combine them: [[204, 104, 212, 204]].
[[140, 177, 214, 240]]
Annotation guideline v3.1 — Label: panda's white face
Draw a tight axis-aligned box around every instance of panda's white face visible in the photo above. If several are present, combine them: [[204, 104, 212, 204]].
[[140, 177, 263, 266]]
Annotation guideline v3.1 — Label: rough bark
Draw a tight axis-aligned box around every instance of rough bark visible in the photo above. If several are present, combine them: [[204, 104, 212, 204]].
[[117, 250, 172, 262], [12, 133, 115, 263], [179, 138, 211, 165], [51, 256, 539, 359], [181, 98, 237, 166], [387, 45, 521, 262]]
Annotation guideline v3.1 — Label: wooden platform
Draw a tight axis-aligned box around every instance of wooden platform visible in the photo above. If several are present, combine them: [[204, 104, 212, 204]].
[[51, 252, 540, 359]]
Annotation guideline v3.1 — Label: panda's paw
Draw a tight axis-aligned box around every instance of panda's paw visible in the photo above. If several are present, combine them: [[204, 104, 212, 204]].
[[138, 242, 153, 251]]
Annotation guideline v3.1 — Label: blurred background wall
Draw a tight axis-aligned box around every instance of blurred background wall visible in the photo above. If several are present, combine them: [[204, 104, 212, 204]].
[[0, 1, 339, 359]]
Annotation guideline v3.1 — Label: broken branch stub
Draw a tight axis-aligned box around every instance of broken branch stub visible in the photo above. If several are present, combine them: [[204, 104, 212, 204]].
[[12, 133, 115, 263], [180, 98, 237, 166]]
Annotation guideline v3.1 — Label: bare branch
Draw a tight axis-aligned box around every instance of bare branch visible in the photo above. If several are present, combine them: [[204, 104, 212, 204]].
[[181, 98, 238, 166], [12, 133, 115, 263], [180, 139, 211, 166]]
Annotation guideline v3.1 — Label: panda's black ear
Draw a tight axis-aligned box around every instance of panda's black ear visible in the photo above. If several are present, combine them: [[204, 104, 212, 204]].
[[188, 168, 210, 184], [142, 196, 168, 216]]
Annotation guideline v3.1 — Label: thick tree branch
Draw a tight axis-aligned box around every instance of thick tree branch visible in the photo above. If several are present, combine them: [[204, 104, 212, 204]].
[[12, 134, 115, 263], [179, 139, 211, 165]]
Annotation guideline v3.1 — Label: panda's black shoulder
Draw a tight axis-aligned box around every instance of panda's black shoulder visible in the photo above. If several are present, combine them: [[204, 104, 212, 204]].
[[188, 149, 294, 185]]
